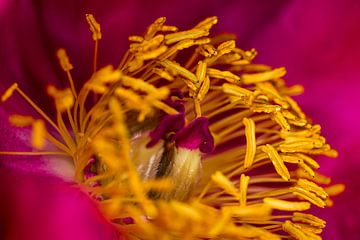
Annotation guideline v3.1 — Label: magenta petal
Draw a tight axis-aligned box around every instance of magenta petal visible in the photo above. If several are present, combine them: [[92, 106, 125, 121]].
[[174, 117, 214, 153], [0, 168, 119, 240]]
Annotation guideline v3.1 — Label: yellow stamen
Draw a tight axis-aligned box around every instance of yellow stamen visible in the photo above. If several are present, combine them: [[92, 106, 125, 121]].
[[85, 14, 102, 41]]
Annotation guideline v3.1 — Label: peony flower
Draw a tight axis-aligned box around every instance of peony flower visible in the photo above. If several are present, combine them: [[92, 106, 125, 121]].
[[1, 1, 358, 239]]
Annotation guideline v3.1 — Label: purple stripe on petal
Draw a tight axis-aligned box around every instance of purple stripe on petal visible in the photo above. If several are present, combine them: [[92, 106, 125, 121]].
[[174, 117, 214, 153]]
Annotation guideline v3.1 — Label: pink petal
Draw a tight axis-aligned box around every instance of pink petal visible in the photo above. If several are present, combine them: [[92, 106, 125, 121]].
[[0, 168, 120, 240]]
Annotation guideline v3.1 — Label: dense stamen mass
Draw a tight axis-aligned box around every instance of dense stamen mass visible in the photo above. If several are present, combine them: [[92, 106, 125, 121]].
[[0, 14, 344, 239]]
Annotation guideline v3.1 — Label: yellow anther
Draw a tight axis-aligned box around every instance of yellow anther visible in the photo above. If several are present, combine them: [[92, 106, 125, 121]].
[[285, 96, 306, 119], [196, 75, 210, 101], [295, 153, 320, 169], [297, 179, 328, 199], [85, 82, 107, 94], [217, 40, 235, 55], [207, 68, 240, 83], [122, 75, 168, 97], [243, 117, 256, 169], [284, 84, 305, 96], [137, 45, 167, 60], [165, 29, 209, 45], [272, 111, 291, 131], [160, 59, 197, 83], [9, 115, 34, 127], [281, 154, 301, 164], [282, 221, 308, 240], [298, 161, 315, 177], [57, 48, 73, 71], [324, 184, 345, 196], [161, 25, 178, 32], [1, 83, 18, 102], [128, 35, 144, 42], [86, 14, 102, 40], [222, 83, 254, 105], [32, 119, 46, 149], [291, 186, 326, 208], [251, 104, 281, 113], [47, 86, 74, 112], [196, 61, 207, 84], [194, 16, 218, 31], [241, 67, 286, 84], [282, 110, 297, 120], [132, 34, 164, 52], [222, 204, 272, 218], [260, 144, 290, 181], [198, 44, 217, 57], [93, 65, 122, 83], [145, 17, 166, 40], [264, 198, 310, 211], [292, 212, 326, 229], [279, 141, 315, 153], [152, 68, 174, 81]]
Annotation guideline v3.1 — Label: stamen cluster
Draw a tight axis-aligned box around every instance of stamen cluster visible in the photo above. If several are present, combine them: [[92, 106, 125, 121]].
[[1, 14, 344, 239]]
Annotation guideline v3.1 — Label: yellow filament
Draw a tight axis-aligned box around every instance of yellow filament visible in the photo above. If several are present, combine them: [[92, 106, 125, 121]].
[[160, 59, 197, 82], [207, 68, 240, 83], [239, 174, 250, 206], [211, 171, 239, 198]]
